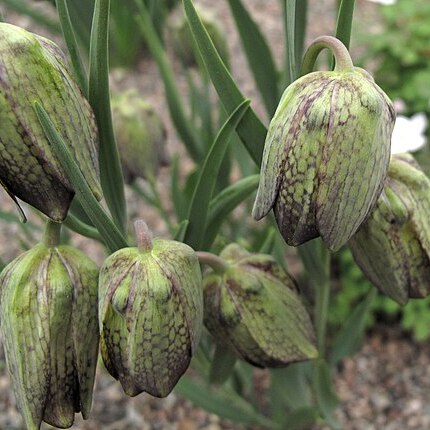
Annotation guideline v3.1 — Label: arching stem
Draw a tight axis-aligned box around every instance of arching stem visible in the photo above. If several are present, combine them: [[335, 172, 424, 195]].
[[300, 35, 354, 76], [197, 251, 230, 274]]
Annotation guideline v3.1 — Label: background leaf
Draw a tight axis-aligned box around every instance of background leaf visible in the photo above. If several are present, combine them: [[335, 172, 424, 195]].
[[227, 0, 279, 116], [183, 0, 267, 166], [89, 0, 127, 233], [183, 99, 250, 249]]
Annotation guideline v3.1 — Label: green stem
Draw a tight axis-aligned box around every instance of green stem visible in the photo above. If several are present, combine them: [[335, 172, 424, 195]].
[[298, 239, 331, 355], [300, 35, 354, 76], [43, 220, 62, 247], [64, 213, 102, 241], [196, 251, 230, 273], [331, 0, 356, 69], [315, 273, 330, 354]]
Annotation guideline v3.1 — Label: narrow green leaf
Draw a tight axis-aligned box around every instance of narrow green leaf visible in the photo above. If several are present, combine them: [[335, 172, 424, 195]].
[[298, 239, 330, 283], [183, 0, 267, 166], [135, 1, 202, 162], [183, 100, 251, 250], [330, 289, 376, 366], [227, 0, 279, 116], [0, 0, 61, 34], [285, 0, 297, 82], [258, 227, 277, 254], [65, 0, 94, 54], [186, 72, 214, 149], [270, 363, 312, 414], [35, 102, 128, 253], [231, 133, 256, 177], [173, 219, 189, 242], [203, 174, 259, 249], [131, 182, 158, 208], [69, 199, 93, 227], [89, 0, 127, 233], [232, 361, 255, 398], [295, 0, 308, 67], [283, 0, 308, 85], [209, 345, 238, 385], [192, 344, 212, 376], [170, 156, 187, 221], [55, 0, 88, 95], [175, 377, 273, 428], [285, 407, 320, 430], [314, 359, 341, 430], [334, 0, 356, 49]]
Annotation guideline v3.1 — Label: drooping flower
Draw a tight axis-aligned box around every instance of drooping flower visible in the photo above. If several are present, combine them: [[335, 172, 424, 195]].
[[0, 23, 101, 221], [202, 244, 317, 367], [0, 243, 99, 429], [253, 36, 395, 251], [349, 154, 430, 304], [99, 221, 203, 397]]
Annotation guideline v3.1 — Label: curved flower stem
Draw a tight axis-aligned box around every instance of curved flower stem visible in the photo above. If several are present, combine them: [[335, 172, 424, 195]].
[[334, 0, 356, 51], [196, 252, 230, 274], [300, 35, 354, 76], [64, 213, 102, 242], [43, 220, 62, 247]]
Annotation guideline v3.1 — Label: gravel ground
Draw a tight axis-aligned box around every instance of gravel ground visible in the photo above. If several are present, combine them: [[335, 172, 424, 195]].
[[1, 1, 429, 429]]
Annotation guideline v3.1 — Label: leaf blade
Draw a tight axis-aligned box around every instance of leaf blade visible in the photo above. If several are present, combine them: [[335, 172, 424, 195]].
[[227, 0, 279, 116], [330, 289, 376, 366], [182, 0, 267, 165], [183, 99, 251, 249], [35, 102, 128, 252], [88, 0, 127, 233], [204, 174, 259, 249], [55, 0, 88, 95]]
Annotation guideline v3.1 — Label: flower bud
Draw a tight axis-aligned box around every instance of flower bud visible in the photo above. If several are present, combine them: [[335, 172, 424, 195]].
[[202, 244, 317, 368], [252, 37, 395, 252], [0, 243, 99, 429], [171, 6, 229, 68], [99, 222, 203, 397], [349, 153, 430, 305], [0, 23, 102, 221], [111, 90, 168, 183]]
